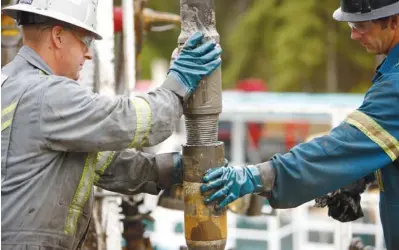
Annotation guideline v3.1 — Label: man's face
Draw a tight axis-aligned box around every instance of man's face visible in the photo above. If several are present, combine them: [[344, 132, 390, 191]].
[[54, 27, 94, 80], [349, 17, 396, 55]]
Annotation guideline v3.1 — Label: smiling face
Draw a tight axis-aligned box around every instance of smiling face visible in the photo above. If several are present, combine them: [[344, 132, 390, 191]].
[[349, 16, 399, 55], [50, 26, 94, 80]]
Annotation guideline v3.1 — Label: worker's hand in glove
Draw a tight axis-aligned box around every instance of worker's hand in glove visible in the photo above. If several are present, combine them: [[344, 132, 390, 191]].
[[314, 176, 374, 222], [200, 165, 266, 211], [167, 32, 222, 97]]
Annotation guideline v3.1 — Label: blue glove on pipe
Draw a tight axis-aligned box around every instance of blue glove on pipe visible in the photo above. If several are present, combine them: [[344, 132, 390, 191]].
[[200, 165, 266, 211], [171, 155, 229, 186], [168, 32, 222, 96]]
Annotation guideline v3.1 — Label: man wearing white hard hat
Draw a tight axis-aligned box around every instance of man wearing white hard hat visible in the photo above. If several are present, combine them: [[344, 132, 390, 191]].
[[1, 0, 222, 249], [201, 1, 399, 249]]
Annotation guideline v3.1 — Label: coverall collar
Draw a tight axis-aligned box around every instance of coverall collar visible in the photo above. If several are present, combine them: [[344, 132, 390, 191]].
[[375, 43, 399, 77], [17, 45, 53, 75]]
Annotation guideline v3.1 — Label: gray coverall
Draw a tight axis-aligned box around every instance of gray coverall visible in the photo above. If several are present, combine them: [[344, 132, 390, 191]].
[[1, 46, 187, 249]]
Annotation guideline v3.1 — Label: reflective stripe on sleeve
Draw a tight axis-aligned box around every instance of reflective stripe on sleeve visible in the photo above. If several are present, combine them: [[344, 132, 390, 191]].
[[1, 101, 17, 131], [64, 152, 97, 235], [128, 97, 152, 148], [375, 169, 384, 192], [345, 110, 399, 192], [346, 110, 399, 161], [93, 151, 116, 184]]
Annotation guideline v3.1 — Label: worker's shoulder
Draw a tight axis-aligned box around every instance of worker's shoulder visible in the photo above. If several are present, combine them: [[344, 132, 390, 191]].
[[382, 64, 399, 81], [39, 75, 95, 105], [19, 71, 86, 98], [360, 72, 397, 112], [373, 69, 399, 94], [361, 71, 399, 118], [41, 74, 79, 88], [4, 66, 77, 86], [2, 67, 46, 92]]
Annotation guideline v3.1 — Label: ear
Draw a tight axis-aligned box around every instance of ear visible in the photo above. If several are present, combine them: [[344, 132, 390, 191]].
[[50, 25, 65, 49]]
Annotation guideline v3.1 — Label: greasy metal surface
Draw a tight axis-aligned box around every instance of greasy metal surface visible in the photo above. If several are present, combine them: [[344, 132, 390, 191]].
[[121, 197, 154, 250], [182, 143, 224, 183], [185, 240, 227, 250], [184, 182, 227, 241], [183, 68, 222, 115], [178, 0, 219, 44], [157, 185, 185, 211], [183, 145, 226, 249], [185, 115, 219, 145], [179, 0, 225, 249]]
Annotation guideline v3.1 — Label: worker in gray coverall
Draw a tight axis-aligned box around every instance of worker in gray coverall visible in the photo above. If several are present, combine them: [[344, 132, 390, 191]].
[[1, 0, 222, 249]]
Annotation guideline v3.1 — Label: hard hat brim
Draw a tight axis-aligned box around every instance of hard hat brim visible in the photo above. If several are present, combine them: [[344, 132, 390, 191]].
[[2, 4, 102, 40], [333, 2, 399, 22]]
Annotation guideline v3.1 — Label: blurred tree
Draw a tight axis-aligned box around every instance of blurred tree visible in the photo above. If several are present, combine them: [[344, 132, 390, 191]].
[[2, 0, 378, 93], [139, 0, 254, 81], [136, 0, 180, 79], [130, 0, 378, 93], [223, 0, 376, 92]]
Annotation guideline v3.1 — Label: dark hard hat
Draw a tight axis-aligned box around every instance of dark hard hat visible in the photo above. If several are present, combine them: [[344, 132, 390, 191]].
[[333, 0, 399, 22]]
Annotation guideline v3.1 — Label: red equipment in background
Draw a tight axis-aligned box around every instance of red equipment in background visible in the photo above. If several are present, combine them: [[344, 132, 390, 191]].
[[236, 78, 266, 150], [234, 78, 310, 156]]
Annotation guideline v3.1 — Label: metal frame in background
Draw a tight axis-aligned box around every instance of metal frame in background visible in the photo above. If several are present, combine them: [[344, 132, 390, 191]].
[[146, 91, 385, 250]]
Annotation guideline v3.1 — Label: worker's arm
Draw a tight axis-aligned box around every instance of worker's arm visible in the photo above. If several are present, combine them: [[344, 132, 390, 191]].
[[93, 151, 182, 195], [266, 120, 392, 208], [266, 78, 399, 208], [40, 79, 182, 152], [201, 78, 399, 210], [39, 32, 222, 152]]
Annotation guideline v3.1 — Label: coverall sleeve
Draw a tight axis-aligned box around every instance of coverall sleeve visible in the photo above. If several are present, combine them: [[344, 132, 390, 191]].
[[92, 150, 175, 195], [267, 79, 399, 208], [39, 76, 183, 152]]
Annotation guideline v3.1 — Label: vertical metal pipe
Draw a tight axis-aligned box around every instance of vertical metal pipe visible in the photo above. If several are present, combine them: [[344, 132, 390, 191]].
[[178, 1, 226, 249], [94, 2, 122, 249], [231, 120, 245, 165], [94, 0, 116, 97], [122, 0, 136, 93]]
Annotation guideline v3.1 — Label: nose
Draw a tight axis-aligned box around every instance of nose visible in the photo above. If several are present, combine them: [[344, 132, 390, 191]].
[[350, 28, 363, 40], [84, 48, 93, 60]]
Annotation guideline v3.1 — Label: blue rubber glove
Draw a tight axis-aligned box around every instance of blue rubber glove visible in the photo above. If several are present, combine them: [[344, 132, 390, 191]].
[[168, 32, 222, 95], [200, 165, 265, 210], [171, 152, 183, 185]]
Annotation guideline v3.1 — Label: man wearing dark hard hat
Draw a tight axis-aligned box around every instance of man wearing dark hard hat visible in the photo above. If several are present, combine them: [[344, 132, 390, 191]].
[[1, 0, 222, 249], [201, 1, 399, 249]]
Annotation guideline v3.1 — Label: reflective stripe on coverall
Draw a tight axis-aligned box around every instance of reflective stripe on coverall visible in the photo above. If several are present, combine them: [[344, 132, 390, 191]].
[[1, 46, 184, 249], [267, 44, 399, 250]]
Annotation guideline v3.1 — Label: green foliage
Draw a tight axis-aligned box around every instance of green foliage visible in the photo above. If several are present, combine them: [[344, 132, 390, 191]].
[[136, 0, 378, 93], [222, 0, 277, 89], [223, 0, 376, 92], [136, 1, 180, 79]]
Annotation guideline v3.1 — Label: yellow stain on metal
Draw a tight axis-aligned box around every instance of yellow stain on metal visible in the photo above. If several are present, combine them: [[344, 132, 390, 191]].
[[183, 182, 227, 243]]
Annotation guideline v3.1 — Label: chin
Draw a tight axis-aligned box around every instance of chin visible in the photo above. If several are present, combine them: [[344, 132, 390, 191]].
[[365, 48, 379, 54], [72, 72, 80, 81]]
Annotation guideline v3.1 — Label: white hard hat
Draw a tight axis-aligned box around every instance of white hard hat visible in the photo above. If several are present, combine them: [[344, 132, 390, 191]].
[[333, 0, 399, 22], [1, 0, 102, 40]]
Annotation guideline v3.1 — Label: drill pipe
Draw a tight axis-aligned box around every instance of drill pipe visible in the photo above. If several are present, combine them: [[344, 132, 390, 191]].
[[178, 0, 226, 249]]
